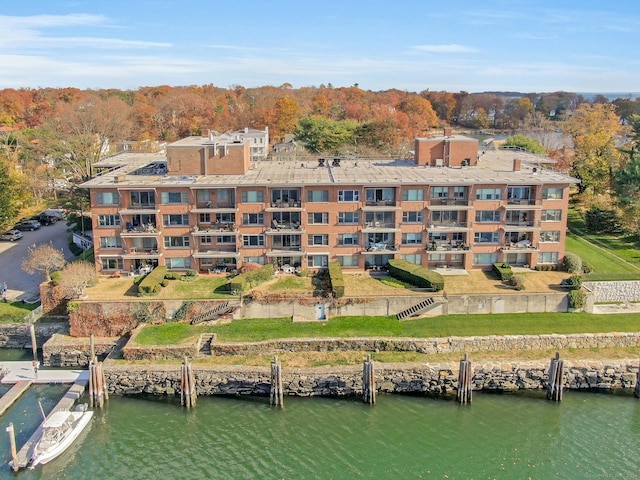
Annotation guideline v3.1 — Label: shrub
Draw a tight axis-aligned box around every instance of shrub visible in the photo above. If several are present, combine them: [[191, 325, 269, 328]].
[[585, 207, 622, 234], [565, 274, 582, 290], [185, 269, 198, 277], [568, 289, 585, 309], [160, 279, 169, 287], [50, 271, 62, 285], [563, 253, 582, 273], [138, 266, 168, 296], [387, 259, 444, 291], [240, 262, 262, 273], [164, 272, 181, 280], [492, 262, 513, 281], [229, 264, 274, 292], [582, 262, 593, 274], [535, 264, 558, 271], [328, 261, 344, 298], [508, 275, 525, 290]]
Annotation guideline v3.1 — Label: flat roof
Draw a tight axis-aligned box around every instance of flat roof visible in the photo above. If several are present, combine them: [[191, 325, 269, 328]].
[[82, 149, 578, 189]]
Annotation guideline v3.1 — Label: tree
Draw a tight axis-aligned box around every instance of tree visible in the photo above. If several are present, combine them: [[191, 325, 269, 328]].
[[613, 115, 640, 233], [294, 116, 357, 153], [273, 97, 301, 139], [21, 243, 66, 282], [55, 261, 98, 299], [562, 103, 622, 194], [502, 135, 546, 154]]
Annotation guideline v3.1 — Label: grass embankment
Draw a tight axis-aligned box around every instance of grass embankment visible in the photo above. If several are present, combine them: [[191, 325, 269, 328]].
[[135, 312, 640, 346], [0, 301, 40, 323]]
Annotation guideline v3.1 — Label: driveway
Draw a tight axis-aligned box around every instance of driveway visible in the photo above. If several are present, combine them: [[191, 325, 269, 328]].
[[0, 221, 77, 301]]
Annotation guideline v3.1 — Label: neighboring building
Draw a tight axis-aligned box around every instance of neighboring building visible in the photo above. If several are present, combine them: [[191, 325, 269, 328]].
[[197, 127, 269, 162], [82, 129, 578, 275]]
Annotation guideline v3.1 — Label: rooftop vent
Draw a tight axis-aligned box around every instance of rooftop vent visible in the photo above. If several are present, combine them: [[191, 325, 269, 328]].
[[332, 158, 341, 167], [318, 158, 325, 167]]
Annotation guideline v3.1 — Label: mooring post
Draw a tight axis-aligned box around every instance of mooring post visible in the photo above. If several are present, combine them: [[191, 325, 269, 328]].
[[457, 353, 473, 404], [547, 352, 564, 402], [635, 358, 640, 398], [90, 333, 95, 362], [362, 354, 376, 405], [270, 356, 284, 407], [181, 356, 197, 408], [88, 360, 95, 408], [29, 323, 38, 361], [6, 423, 18, 472]]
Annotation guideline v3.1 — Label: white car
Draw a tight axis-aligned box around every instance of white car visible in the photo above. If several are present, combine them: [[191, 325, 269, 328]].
[[0, 230, 23, 241]]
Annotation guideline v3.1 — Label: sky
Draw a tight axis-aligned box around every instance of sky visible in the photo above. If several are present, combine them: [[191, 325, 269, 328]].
[[1, 0, 639, 94]]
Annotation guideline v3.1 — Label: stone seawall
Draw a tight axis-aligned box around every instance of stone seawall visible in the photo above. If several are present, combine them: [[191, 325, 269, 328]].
[[0, 323, 68, 349], [103, 360, 639, 397], [584, 281, 640, 303], [211, 332, 640, 357], [42, 333, 119, 367]]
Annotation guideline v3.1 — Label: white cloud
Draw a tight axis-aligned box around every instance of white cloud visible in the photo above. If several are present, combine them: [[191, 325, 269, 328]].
[[413, 44, 476, 53]]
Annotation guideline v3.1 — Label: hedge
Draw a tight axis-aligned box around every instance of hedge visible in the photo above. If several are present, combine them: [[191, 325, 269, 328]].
[[493, 262, 513, 281], [229, 263, 274, 292], [328, 261, 345, 298], [138, 266, 168, 296], [387, 259, 444, 291]]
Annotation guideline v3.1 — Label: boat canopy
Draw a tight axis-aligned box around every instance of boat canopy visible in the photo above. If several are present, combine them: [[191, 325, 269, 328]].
[[42, 412, 72, 429]]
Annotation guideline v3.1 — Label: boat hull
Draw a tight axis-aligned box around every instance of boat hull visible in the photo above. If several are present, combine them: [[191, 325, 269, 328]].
[[31, 410, 93, 468]]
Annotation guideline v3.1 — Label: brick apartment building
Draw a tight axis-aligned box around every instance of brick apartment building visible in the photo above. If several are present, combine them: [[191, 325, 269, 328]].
[[82, 128, 578, 275]]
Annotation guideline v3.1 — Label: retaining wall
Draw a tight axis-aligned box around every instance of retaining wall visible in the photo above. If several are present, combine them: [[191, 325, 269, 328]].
[[0, 323, 68, 349], [103, 360, 639, 397], [42, 333, 119, 367], [584, 281, 640, 303]]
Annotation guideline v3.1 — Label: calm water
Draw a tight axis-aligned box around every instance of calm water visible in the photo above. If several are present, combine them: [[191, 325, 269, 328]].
[[0, 388, 638, 480]]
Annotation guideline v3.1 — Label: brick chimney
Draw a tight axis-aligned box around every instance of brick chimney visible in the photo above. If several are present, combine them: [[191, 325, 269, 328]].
[[443, 127, 452, 137], [201, 128, 210, 138], [513, 158, 521, 171]]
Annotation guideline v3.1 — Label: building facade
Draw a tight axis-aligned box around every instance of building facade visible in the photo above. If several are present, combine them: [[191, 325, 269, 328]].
[[83, 130, 578, 275]]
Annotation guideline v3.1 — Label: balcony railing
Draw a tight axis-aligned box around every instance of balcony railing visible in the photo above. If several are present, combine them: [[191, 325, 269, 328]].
[[270, 200, 302, 208], [507, 198, 535, 206], [129, 203, 156, 210], [364, 200, 397, 207]]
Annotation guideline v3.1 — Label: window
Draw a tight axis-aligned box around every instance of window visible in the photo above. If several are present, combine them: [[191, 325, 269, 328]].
[[540, 231, 560, 242], [242, 235, 265, 247], [428, 253, 448, 262], [402, 189, 424, 201], [243, 256, 265, 265], [453, 186, 467, 199], [473, 253, 498, 265], [164, 236, 190, 248], [307, 212, 329, 224], [432, 210, 459, 223], [337, 255, 359, 267], [542, 187, 563, 200], [200, 236, 212, 245], [402, 254, 422, 265], [475, 210, 501, 222], [541, 209, 562, 222], [215, 213, 235, 223], [307, 255, 328, 268], [337, 212, 359, 224], [308, 234, 328, 246], [431, 186, 448, 198], [338, 233, 359, 246], [217, 189, 230, 203], [162, 214, 189, 226], [402, 233, 422, 245], [307, 190, 328, 202], [98, 215, 120, 227], [402, 211, 423, 223], [338, 190, 360, 202], [199, 213, 211, 224], [166, 257, 191, 269], [99, 237, 122, 248], [97, 192, 118, 205], [216, 235, 236, 244], [130, 191, 155, 206], [507, 186, 531, 200], [365, 188, 394, 203], [161, 191, 188, 204], [242, 213, 264, 225], [271, 189, 300, 204], [241, 190, 264, 203], [474, 231, 499, 243], [101, 258, 123, 270], [196, 190, 210, 203], [539, 252, 559, 264], [475, 188, 502, 200]]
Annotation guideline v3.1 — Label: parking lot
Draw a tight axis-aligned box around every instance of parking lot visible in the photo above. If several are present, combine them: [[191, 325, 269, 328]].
[[0, 220, 76, 301]]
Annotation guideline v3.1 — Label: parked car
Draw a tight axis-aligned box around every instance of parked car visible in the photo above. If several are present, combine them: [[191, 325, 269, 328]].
[[38, 213, 59, 225], [0, 230, 23, 241], [14, 220, 41, 231]]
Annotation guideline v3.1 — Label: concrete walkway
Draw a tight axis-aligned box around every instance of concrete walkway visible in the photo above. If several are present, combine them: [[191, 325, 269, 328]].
[[1, 361, 88, 385], [592, 303, 640, 314]]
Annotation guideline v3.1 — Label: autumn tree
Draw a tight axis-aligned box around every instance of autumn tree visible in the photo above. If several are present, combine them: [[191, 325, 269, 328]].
[[55, 262, 98, 299], [613, 115, 640, 233], [21, 243, 66, 282], [273, 97, 301, 139], [562, 103, 622, 194]]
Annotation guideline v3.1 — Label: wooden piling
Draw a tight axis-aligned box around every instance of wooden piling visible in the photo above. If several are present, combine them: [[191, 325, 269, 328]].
[[270, 356, 284, 407], [362, 354, 376, 405], [29, 324, 38, 361], [635, 358, 640, 398], [6, 423, 18, 472], [89, 360, 107, 408], [457, 353, 473, 404], [546, 352, 564, 402], [90, 333, 95, 362], [181, 357, 197, 408]]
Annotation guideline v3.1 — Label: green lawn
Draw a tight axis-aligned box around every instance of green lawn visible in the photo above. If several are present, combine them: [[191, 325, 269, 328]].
[[0, 301, 40, 323], [160, 277, 231, 299], [134, 312, 640, 345]]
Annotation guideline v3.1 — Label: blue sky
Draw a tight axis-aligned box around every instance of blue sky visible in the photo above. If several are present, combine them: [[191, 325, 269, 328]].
[[1, 0, 639, 93]]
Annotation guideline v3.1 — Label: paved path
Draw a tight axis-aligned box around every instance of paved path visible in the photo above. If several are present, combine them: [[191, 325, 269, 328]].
[[0, 361, 88, 385]]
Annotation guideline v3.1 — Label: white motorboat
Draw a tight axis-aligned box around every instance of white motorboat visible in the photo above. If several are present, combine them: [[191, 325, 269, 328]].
[[30, 404, 93, 468]]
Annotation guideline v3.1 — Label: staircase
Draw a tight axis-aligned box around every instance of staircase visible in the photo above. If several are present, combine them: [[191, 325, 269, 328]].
[[396, 297, 437, 320], [198, 333, 216, 355], [190, 301, 234, 325]]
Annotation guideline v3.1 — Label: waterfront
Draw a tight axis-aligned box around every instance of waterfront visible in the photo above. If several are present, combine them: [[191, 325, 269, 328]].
[[1, 387, 638, 479]]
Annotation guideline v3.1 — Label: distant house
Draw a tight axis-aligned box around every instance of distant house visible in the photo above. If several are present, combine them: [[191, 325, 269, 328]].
[[273, 134, 301, 155], [201, 127, 269, 162]]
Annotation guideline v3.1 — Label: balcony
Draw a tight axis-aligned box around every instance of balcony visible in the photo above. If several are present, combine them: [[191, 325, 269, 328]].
[[501, 240, 539, 251], [122, 248, 162, 260], [504, 199, 541, 209], [192, 224, 239, 235], [266, 247, 304, 257], [427, 242, 471, 252], [362, 222, 400, 232], [192, 248, 240, 259], [364, 242, 399, 253], [427, 199, 473, 210], [191, 202, 237, 213], [362, 200, 400, 211], [121, 224, 161, 237], [265, 200, 303, 211], [120, 206, 160, 215], [427, 222, 472, 232]]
